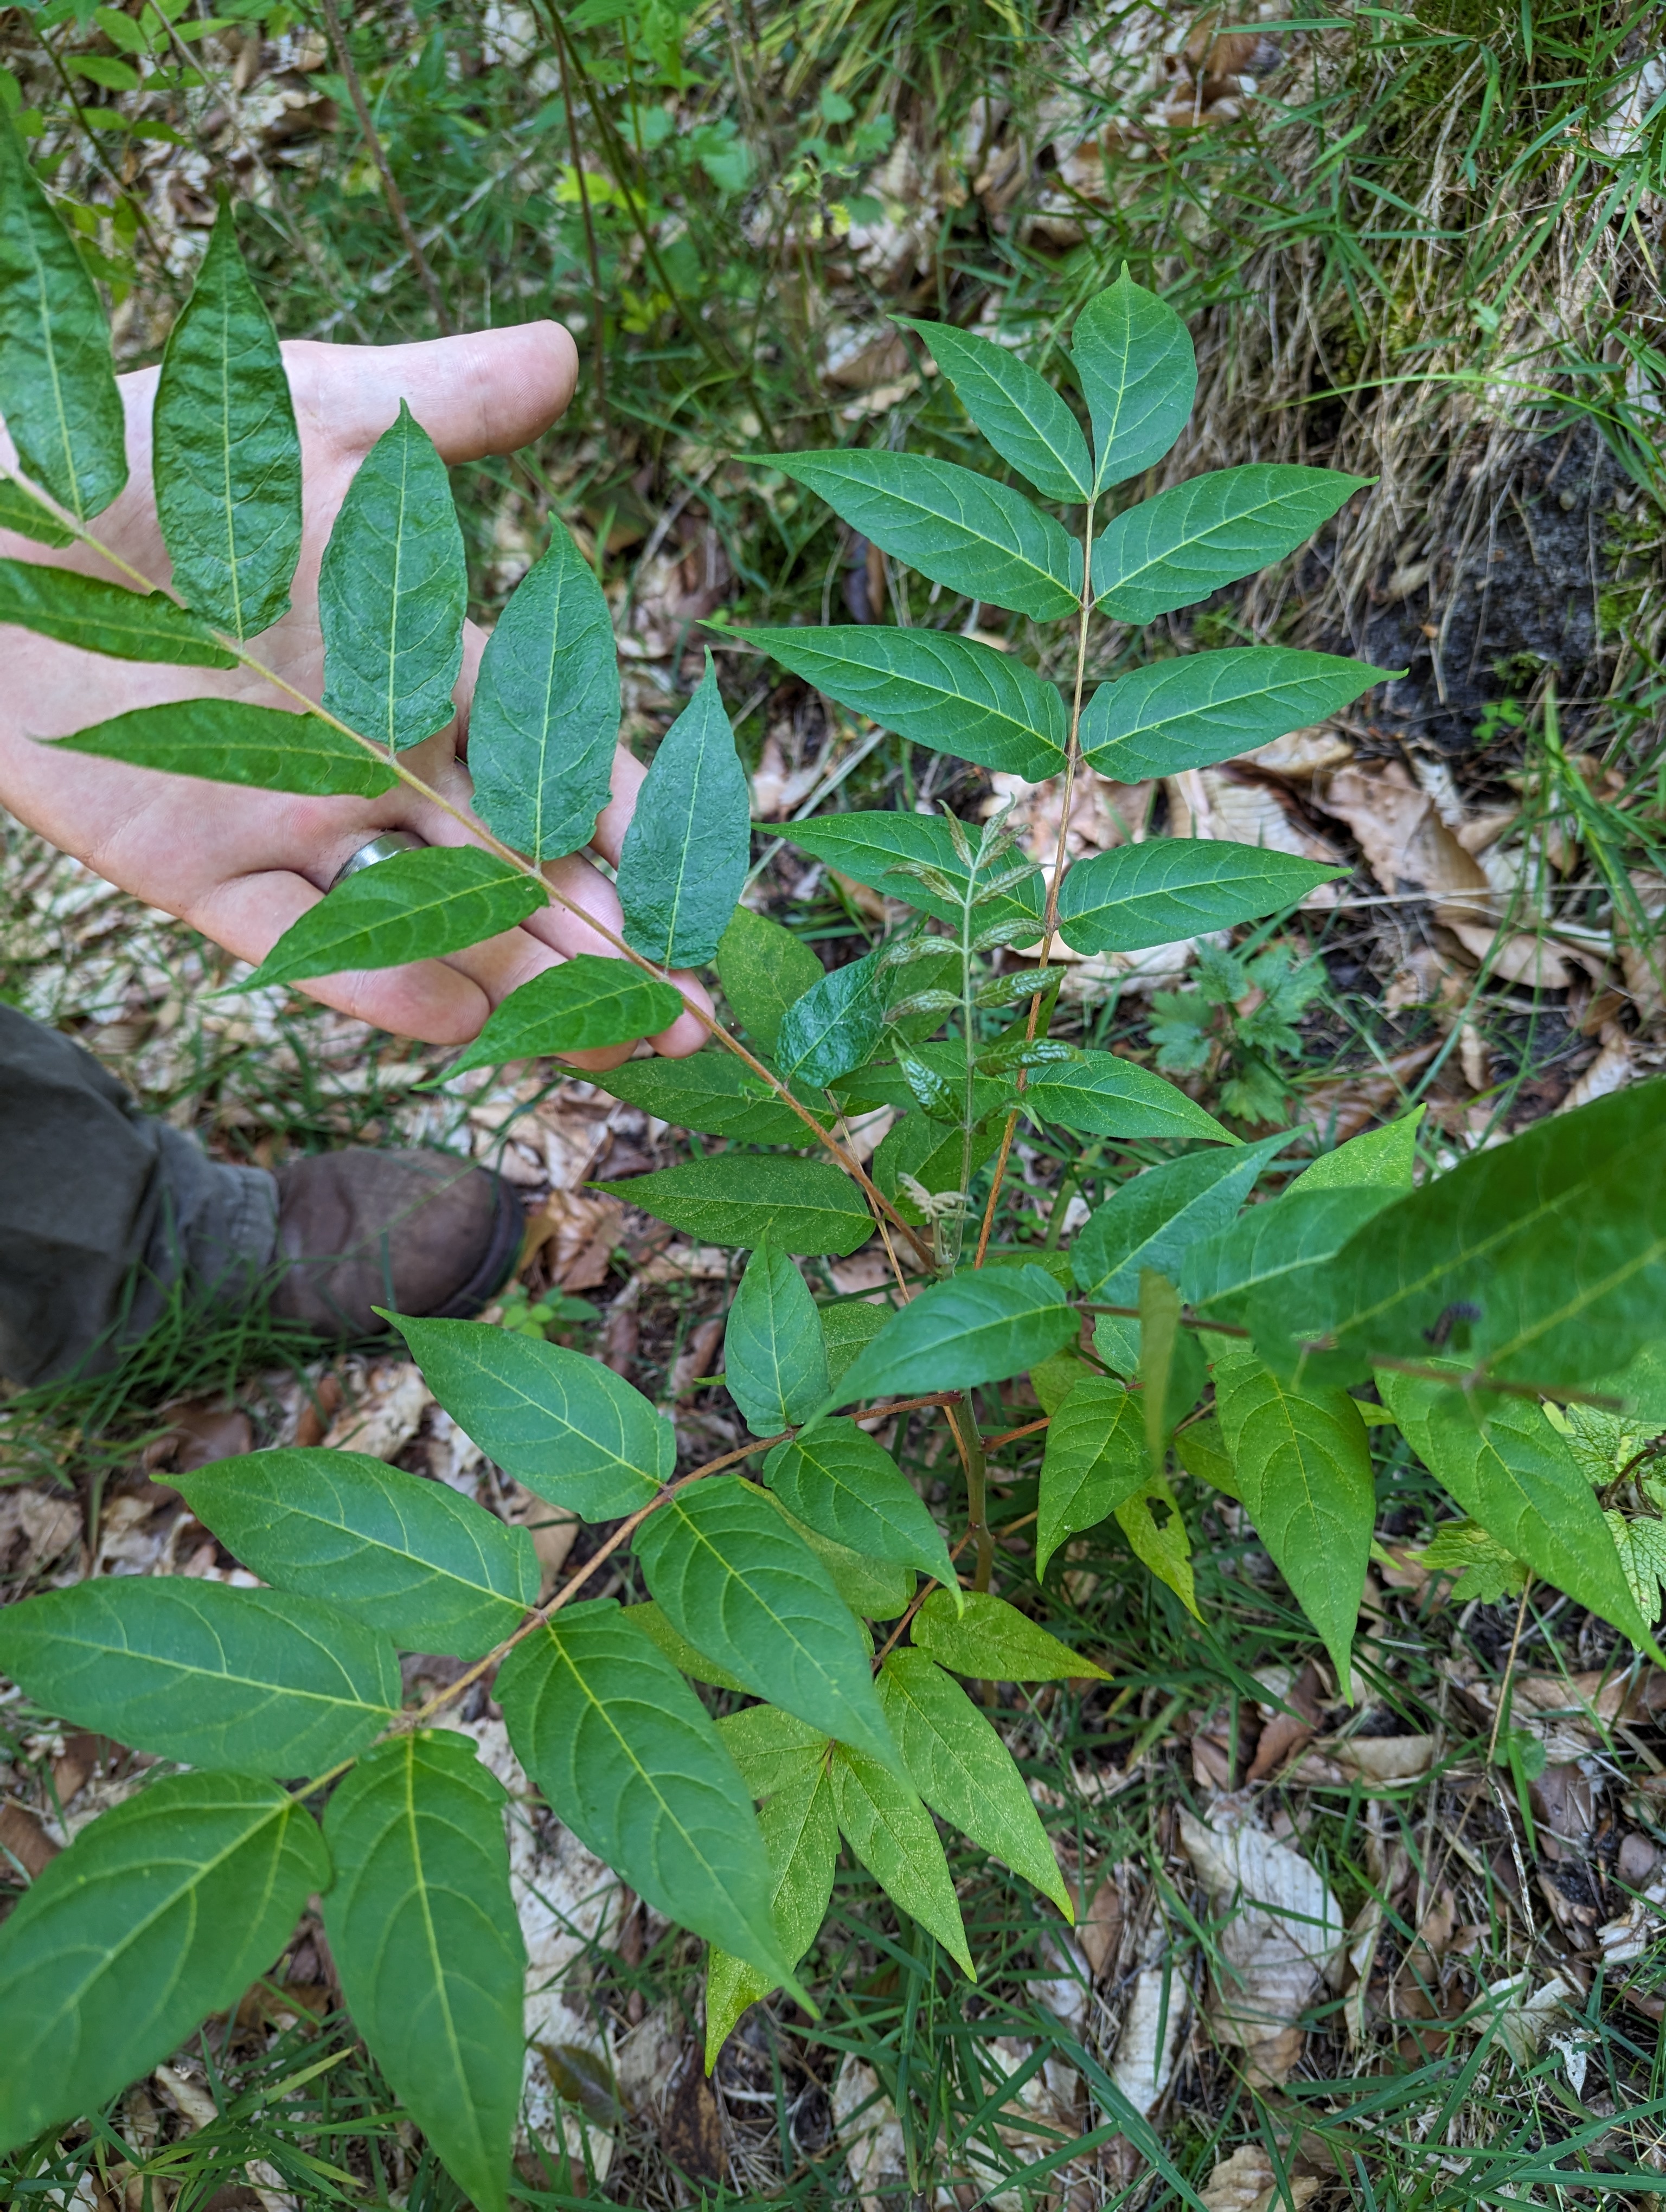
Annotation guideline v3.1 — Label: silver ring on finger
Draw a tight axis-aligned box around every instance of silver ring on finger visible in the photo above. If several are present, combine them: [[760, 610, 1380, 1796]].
[[327, 829, 426, 892]]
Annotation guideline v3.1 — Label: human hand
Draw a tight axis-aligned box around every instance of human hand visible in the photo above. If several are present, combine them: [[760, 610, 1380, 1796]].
[[0, 323, 711, 1060]]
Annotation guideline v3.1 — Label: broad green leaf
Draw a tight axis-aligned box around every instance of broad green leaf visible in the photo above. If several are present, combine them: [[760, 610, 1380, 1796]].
[[448, 955, 686, 1077], [830, 1745, 973, 1975], [618, 653, 749, 967], [323, 1733, 523, 2212], [899, 316, 1091, 500], [176, 1446, 538, 1661], [820, 1301, 893, 1391], [1072, 1133, 1289, 1307], [249, 846, 545, 988], [1056, 840, 1344, 956], [1607, 1510, 1666, 1624], [1213, 1347, 1374, 1689], [1175, 1414, 1238, 1497], [1024, 1049, 1234, 1143], [1257, 1081, 1666, 1390], [497, 1598, 791, 1980], [781, 1508, 915, 1619], [829, 1265, 1074, 1406], [1071, 269, 1196, 492], [788, 812, 1043, 933], [776, 947, 886, 1088], [771, 451, 1080, 620], [0, 561, 233, 665], [0, 1774, 326, 2155], [469, 524, 619, 861], [1296, 1107, 1421, 1191], [726, 1240, 829, 1435], [1036, 1375, 1146, 1576], [0, 119, 127, 532], [1093, 466, 1370, 624], [153, 202, 301, 638], [716, 1704, 831, 1798], [0, 1579, 397, 1774], [1183, 1184, 1392, 1319], [740, 625, 1066, 780], [764, 1419, 954, 1587], [1079, 647, 1389, 781], [318, 401, 466, 752], [704, 1765, 837, 2069], [627, 1600, 750, 1691], [1115, 1471, 1198, 1615], [911, 1590, 1110, 1681], [395, 1315, 670, 1520], [1595, 1339, 1666, 1429], [46, 698, 395, 797], [1376, 1368, 1649, 1642], [594, 1154, 873, 1256], [715, 906, 823, 1054], [594, 1048, 808, 1142], [878, 1649, 1071, 1913], [1031, 1349, 1092, 1414], [0, 478, 72, 546], [633, 1476, 899, 1768]]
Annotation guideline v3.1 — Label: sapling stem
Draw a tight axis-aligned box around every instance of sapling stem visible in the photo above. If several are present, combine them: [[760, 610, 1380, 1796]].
[[946, 1391, 994, 1593]]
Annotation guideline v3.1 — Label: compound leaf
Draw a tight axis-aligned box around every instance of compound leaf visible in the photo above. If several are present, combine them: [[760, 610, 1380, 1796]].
[[1056, 841, 1344, 956], [704, 1765, 837, 2069], [46, 697, 396, 797], [899, 316, 1091, 500], [1036, 1375, 1146, 1576], [1071, 269, 1196, 492], [498, 1599, 790, 1979], [323, 1733, 523, 2212], [764, 1419, 955, 1587], [0, 1773, 325, 2156], [448, 956, 685, 1077], [153, 202, 300, 638], [319, 401, 466, 752], [715, 906, 823, 1054], [249, 846, 545, 988], [618, 653, 749, 967], [395, 1314, 670, 1520], [788, 812, 1043, 934], [1094, 466, 1369, 624], [829, 1265, 1074, 1406], [1079, 648, 1389, 781], [176, 1447, 537, 1661], [467, 524, 619, 861], [771, 451, 1079, 620], [0, 1579, 397, 1774], [593, 1155, 873, 1256], [0, 562, 233, 665], [1024, 1048, 1234, 1143], [726, 1240, 829, 1435], [911, 1590, 1110, 1681], [830, 1745, 973, 1975]]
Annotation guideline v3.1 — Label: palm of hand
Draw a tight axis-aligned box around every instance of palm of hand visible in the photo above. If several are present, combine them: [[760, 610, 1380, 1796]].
[[0, 323, 708, 1054]]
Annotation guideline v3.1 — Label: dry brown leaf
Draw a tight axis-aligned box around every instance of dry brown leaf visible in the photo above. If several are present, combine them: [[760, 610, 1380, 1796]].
[[1285, 1734, 1437, 1787], [1313, 758, 1490, 919], [1448, 1662, 1666, 1757], [1247, 1662, 1326, 1782], [1618, 872, 1666, 1019], [501, 1485, 579, 1598], [1559, 1022, 1633, 1111], [1107, 1959, 1189, 2119], [1244, 726, 1354, 778], [1458, 1023, 1491, 1091], [318, 1358, 432, 1462], [1296, 1041, 1443, 1142], [1077, 1868, 1124, 1977], [751, 730, 825, 820], [12, 1488, 81, 1577], [521, 1189, 623, 1288], [832, 2058, 909, 2212], [1200, 2144, 1319, 2212]]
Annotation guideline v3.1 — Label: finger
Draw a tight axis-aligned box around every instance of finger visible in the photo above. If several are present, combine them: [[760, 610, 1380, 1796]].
[[286, 324, 580, 467]]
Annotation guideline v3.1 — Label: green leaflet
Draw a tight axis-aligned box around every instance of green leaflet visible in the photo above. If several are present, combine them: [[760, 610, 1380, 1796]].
[[717, 1703, 831, 1798], [1213, 1346, 1375, 1690], [1377, 1368, 1650, 1643], [594, 1155, 874, 1256], [0, 562, 234, 666], [594, 1050, 810, 1144], [715, 906, 823, 1055], [740, 625, 1066, 780], [1093, 465, 1370, 624], [838, 1037, 1012, 1122], [395, 1315, 670, 1521], [1071, 269, 1196, 492], [1296, 1108, 1422, 1191], [448, 955, 686, 1077], [1175, 1414, 1236, 1497], [1606, 1512, 1666, 1625], [469, 524, 620, 861], [781, 1507, 915, 1619], [771, 451, 1080, 621], [830, 1745, 974, 1976], [820, 1301, 893, 1391], [0, 1579, 398, 1774], [911, 1590, 1110, 1681], [704, 1765, 837, 2069], [318, 401, 466, 752], [617, 653, 750, 967], [176, 1447, 539, 1661], [1072, 1134, 1289, 1310], [1183, 1183, 1393, 1319], [497, 1599, 791, 1981], [1079, 648, 1389, 781], [879, 1650, 1071, 1913], [726, 1240, 829, 1435], [776, 948, 886, 1088], [1116, 1470, 1198, 1616], [0, 1773, 326, 2156], [153, 202, 301, 639], [249, 846, 545, 988], [322, 1733, 524, 2212], [787, 813, 1043, 935], [1257, 1081, 1666, 1390], [1139, 1269, 1203, 1470], [829, 1265, 1075, 1407], [627, 1600, 750, 1691], [1055, 841, 1345, 956], [1023, 1050, 1233, 1144], [764, 1419, 956, 1588], [632, 1476, 900, 1770], [0, 477, 71, 546], [46, 698, 396, 797], [899, 316, 1091, 501], [1036, 1375, 1147, 1576], [0, 119, 127, 533]]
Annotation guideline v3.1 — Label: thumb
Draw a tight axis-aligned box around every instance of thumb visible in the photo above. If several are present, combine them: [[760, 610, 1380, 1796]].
[[286, 321, 580, 465]]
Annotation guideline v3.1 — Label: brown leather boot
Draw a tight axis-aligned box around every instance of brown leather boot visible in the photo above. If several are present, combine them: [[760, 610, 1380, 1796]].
[[268, 1149, 522, 1336]]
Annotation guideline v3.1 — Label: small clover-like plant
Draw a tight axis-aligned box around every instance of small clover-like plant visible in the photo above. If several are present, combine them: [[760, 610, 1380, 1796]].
[[3, 116, 1666, 2203]]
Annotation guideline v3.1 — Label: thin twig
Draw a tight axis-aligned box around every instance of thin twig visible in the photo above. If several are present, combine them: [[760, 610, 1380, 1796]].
[[552, 22, 605, 412]]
